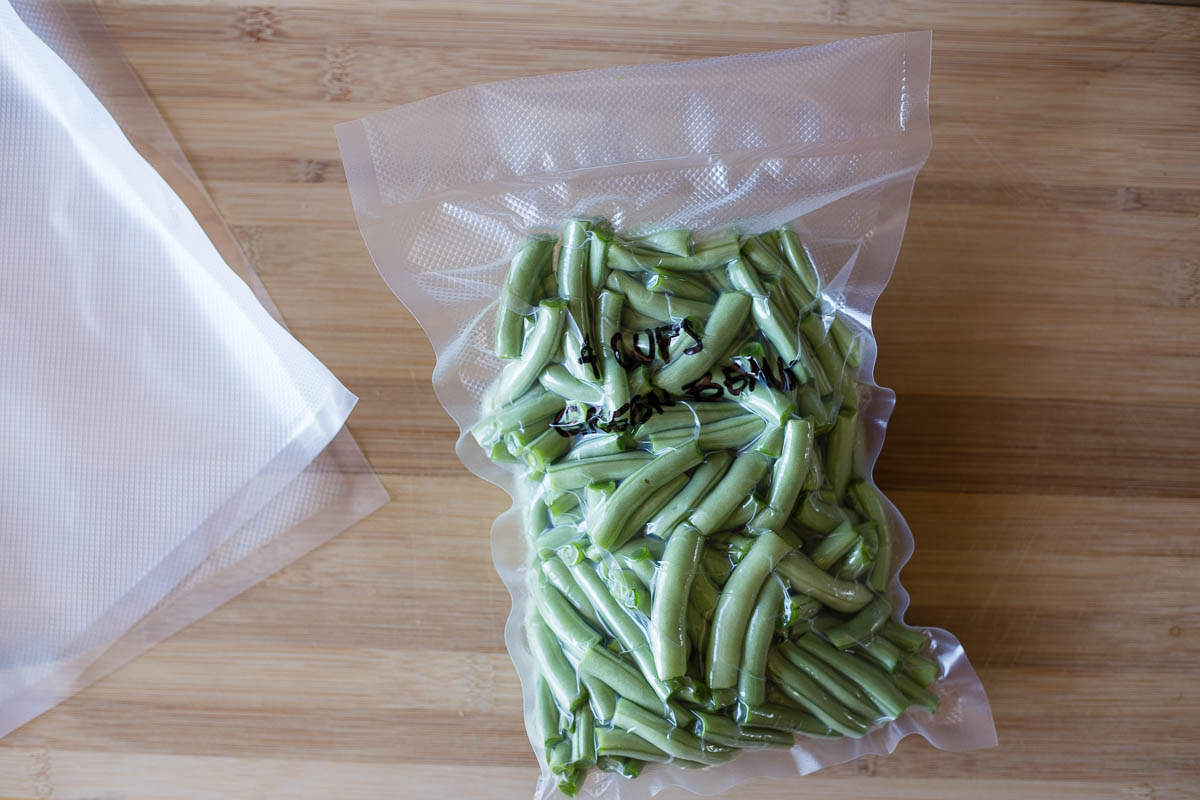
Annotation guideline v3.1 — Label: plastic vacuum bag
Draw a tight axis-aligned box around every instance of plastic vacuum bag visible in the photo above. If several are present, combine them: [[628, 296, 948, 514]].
[[0, 0, 387, 736], [337, 32, 994, 799]]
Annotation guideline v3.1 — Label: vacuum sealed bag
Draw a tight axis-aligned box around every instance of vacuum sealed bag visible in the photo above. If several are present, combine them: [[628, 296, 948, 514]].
[[0, 0, 386, 736], [337, 32, 994, 798]]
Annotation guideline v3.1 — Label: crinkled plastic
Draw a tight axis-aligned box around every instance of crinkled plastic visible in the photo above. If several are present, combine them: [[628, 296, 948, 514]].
[[0, 0, 387, 737], [337, 32, 994, 799]]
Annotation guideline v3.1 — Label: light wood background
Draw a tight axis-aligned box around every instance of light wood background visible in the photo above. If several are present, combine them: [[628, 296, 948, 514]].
[[3, 1, 1199, 799]]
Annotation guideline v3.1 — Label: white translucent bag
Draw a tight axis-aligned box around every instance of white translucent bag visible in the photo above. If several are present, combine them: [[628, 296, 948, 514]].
[[0, 0, 386, 736], [338, 32, 994, 798]]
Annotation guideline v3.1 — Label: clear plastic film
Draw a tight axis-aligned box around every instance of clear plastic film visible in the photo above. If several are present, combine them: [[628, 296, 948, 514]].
[[337, 32, 994, 799], [0, 0, 387, 736]]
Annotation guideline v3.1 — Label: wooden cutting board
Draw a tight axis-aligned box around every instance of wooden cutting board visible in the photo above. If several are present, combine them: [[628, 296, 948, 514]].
[[1, 1, 1197, 798]]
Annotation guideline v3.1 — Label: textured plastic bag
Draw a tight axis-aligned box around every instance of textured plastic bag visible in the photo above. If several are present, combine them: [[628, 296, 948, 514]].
[[337, 32, 994, 799], [0, 0, 387, 737]]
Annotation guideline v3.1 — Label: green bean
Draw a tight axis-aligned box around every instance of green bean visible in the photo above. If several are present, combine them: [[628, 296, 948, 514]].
[[556, 766, 583, 798], [614, 540, 660, 588], [792, 489, 849, 534], [776, 261, 816, 315], [588, 230, 610, 291], [720, 494, 765, 531], [621, 307, 665, 336], [602, 564, 652, 617], [541, 364, 605, 406], [859, 634, 901, 672], [548, 738, 573, 774], [596, 755, 644, 779], [881, 620, 930, 654], [835, 540, 873, 581], [647, 450, 732, 539], [650, 524, 704, 680], [595, 727, 671, 763], [738, 577, 784, 707], [582, 672, 618, 724], [775, 640, 881, 722], [626, 365, 652, 397], [545, 451, 653, 490], [809, 521, 859, 571], [615, 473, 688, 546], [755, 425, 785, 458], [495, 237, 555, 359], [796, 634, 908, 720], [765, 650, 868, 737], [690, 568, 721, 620], [566, 433, 627, 461], [521, 429, 572, 473], [531, 573, 602, 659], [608, 234, 739, 273], [827, 407, 859, 503], [692, 709, 792, 749], [612, 699, 736, 765], [653, 292, 752, 394], [894, 673, 939, 714], [902, 652, 941, 687], [777, 229, 820, 298], [536, 675, 564, 750], [775, 552, 874, 613], [536, 524, 584, 555], [727, 257, 767, 298], [781, 593, 823, 630], [589, 442, 704, 551], [830, 314, 863, 368], [649, 415, 766, 454], [741, 236, 786, 279], [578, 645, 664, 715], [560, 220, 596, 382], [631, 228, 692, 257], [633, 404, 747, 439], [799, 313, 845, 385], [689, 450, 771, 535], [825, 595, 892, 649], [606, 271, 714, 323], [571, 704, 597, 768], [707, 532, 794, 689], [699, 545, 733, 585], [848, 481, 893, 593], [597, 290, 629, 418], [528, 612, 583, 713], [796, 383, 831, 431], [646, 271, 714, 302], [564, 556, 673, 701], [752, 418, 813, 532], [541, 557, 602, 629], [735, 702, 832, 736], [472, 387, 564, 447], [488, 300, 568, 407]]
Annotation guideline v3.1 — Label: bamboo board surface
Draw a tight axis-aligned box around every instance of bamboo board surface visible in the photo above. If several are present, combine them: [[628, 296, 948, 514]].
[[1, 1, 1198, 798]]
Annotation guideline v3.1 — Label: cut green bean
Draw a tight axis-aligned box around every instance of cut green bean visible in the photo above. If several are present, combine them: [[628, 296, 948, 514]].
[[597, 290, 629, 419], [528, 612, 583, 713], [571, 703, 597, 768], [589, 442, 704, 550], [578, 645, 664, 715], [848, 481, 893, 593], [541, 364, 605, 406], [596, 755, 644, 779], [809, 521, 860, 571], [796, 634, 908, 720], [646, 271, 714, 302], [615, 473, 688, 546], [825, 594, 892, 650], [582, 672, 618, 724], [689, 451, 771, 535], [738, 577, 784, 707], [881, 620, 930, 653], [692, 709, 792, 749], [566, 433, 627, 461], [902, 652, 941, 687], [607, 271, 713, 323], [792, 489, 850, 534], [612, 699, 736, 765], [895, 673, 939, 714], [536, 675, 564, 750], [775, 553, 874, 613], [859, 634, 902, 673], [488, 300, 568, 408], [545, 451, 653, 490], [473, 388, 565, 447], [633, 404, 747, 439], [765, 650, 869, 737], [531, 573, 602, 659], [827, 408, 859, 504], [495, 238, 555, 359], [707, 532, 794, 689], [647, 450, 732, 539], [650, 524, 705, 681], [776, 639, 881, 722], [752, 418, 813, 532], [541, 557, 602, 629], [653, 292, 752, 394], [631, 228, 692, 257], [595, 727, 671, 763], [735, 702, 831, 736], [648, 414, 766, 454]]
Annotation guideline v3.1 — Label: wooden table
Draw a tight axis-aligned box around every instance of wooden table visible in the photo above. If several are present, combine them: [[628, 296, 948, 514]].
[[2, 2, 1198, 798]]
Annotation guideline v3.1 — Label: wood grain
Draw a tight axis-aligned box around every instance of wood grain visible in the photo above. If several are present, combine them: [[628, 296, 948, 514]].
[[2, 1, 1198, 799]]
